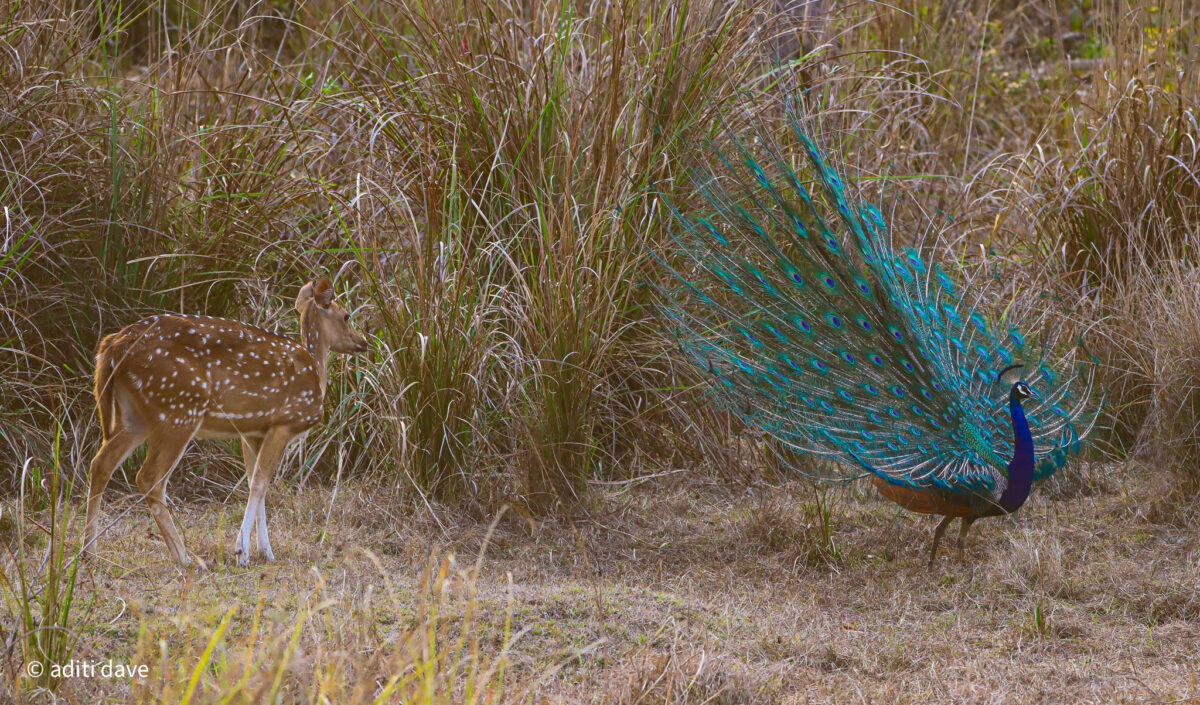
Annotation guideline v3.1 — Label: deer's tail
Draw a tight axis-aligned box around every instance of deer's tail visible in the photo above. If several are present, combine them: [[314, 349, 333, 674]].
[[93, 335, 120, 441]]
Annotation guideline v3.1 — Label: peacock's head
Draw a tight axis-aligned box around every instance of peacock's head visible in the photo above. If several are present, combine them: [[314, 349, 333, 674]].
[[1012, 381, 1035, 402], [998, 364, 1037, 402]]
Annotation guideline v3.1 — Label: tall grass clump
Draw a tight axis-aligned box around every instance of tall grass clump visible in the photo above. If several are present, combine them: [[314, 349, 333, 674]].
[[305, 0, 808, 506], [0, 3, 119, 475], [1017, 0, 1200, 493]]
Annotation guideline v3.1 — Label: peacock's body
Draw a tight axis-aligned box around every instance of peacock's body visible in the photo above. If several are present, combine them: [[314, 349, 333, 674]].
[[658, 111, 1100, 565]]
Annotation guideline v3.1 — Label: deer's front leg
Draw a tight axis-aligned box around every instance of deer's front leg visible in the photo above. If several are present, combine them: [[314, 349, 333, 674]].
[[255, 492, 274, 562], [235, 437, 261, 561], [236, 431, 287, 566]]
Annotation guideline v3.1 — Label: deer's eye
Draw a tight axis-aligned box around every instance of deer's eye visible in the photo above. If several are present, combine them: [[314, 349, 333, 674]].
[[343, 313, 351, 322]]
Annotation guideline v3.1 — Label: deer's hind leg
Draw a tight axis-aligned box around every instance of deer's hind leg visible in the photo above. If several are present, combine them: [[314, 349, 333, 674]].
[[84, 426, 146, 559], [135, 426, 198, 566]]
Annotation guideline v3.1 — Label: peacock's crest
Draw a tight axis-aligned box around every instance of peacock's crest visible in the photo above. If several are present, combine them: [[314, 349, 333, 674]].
[[657, 109, 1100, 498]]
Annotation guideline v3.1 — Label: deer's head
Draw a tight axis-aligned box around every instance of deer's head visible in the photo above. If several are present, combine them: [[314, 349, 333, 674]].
[[295, 276, 369, 354]]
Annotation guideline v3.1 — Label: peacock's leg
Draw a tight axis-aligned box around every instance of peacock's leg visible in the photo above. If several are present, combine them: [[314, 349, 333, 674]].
[[928, 515, 954, 568], [957, 517, 976, 561]]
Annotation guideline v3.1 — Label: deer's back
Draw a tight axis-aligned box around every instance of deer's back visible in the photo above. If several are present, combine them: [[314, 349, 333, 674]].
[[97, 314, 323, 439]]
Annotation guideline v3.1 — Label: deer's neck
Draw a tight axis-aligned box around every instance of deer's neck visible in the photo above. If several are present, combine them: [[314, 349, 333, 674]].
[[300, 308, 331, 397]]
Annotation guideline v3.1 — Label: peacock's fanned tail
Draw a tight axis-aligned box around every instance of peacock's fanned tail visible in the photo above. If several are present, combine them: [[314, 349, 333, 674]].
[[658, 112, 1100, 497]]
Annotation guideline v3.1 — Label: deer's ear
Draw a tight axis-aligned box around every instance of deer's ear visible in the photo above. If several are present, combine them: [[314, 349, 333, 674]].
[[313, 276, 335, 308], [295, 281, 315, 311]]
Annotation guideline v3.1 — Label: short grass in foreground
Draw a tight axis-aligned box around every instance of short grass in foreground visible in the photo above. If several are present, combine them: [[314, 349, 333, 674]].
[[5, 466, 1198, 703]]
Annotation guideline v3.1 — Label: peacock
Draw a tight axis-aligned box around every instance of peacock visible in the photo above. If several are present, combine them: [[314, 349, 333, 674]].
[[657, 110, 1100, 567]]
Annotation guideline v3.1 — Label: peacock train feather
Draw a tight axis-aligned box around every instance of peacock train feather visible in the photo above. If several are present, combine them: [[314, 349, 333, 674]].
[[656, 109, 1100, 541]]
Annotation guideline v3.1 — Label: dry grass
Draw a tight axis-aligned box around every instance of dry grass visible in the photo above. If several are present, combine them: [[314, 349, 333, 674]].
[[4, 470, 1198, 702]]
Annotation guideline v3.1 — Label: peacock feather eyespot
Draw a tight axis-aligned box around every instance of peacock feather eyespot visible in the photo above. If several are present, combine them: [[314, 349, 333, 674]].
[[860, 429, 875, 440], [740, 329, 763, 348], [794, 316, 813, 334], [901, 359, 915, 373], [811, 359, 828, 373], [826, 313, 843, 328], [864, 383, 880, 396], [920, 388, 933, 400], [855, 316, 871, 331], [888, 325, 903, 342], [887, 407, 902, 418], [910, 426, 923, 437], [784, 355, 804, 373], [911, 405, 925, 416], [868, 411, 883, 423], [699, 218, 730, 246], [932, 382, 944, 391], [1010, 331, 1025, 347], [764, 323, 788, 343], [837, 388, 854, 402], [889, 385, 905, 398], [715, 269, 743, 295], [789, 270, 804, 286], [855, 279, 871, 296], [820, 273, 837, 290], [868, 352, 885, 366], [819, 399, 835, 412], [998, 348, 1013, 363], [839, 350, 856, 364]]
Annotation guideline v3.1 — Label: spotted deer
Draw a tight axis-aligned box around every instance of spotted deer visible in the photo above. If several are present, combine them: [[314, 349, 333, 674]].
[[85, 276, 368, 567]]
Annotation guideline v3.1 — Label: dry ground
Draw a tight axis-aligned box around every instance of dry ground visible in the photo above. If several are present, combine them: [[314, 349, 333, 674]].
[[56, 463, 1200, 703]]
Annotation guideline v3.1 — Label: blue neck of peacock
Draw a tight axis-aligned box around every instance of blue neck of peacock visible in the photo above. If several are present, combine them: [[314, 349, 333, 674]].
[[998, 391, 1035, 512]]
